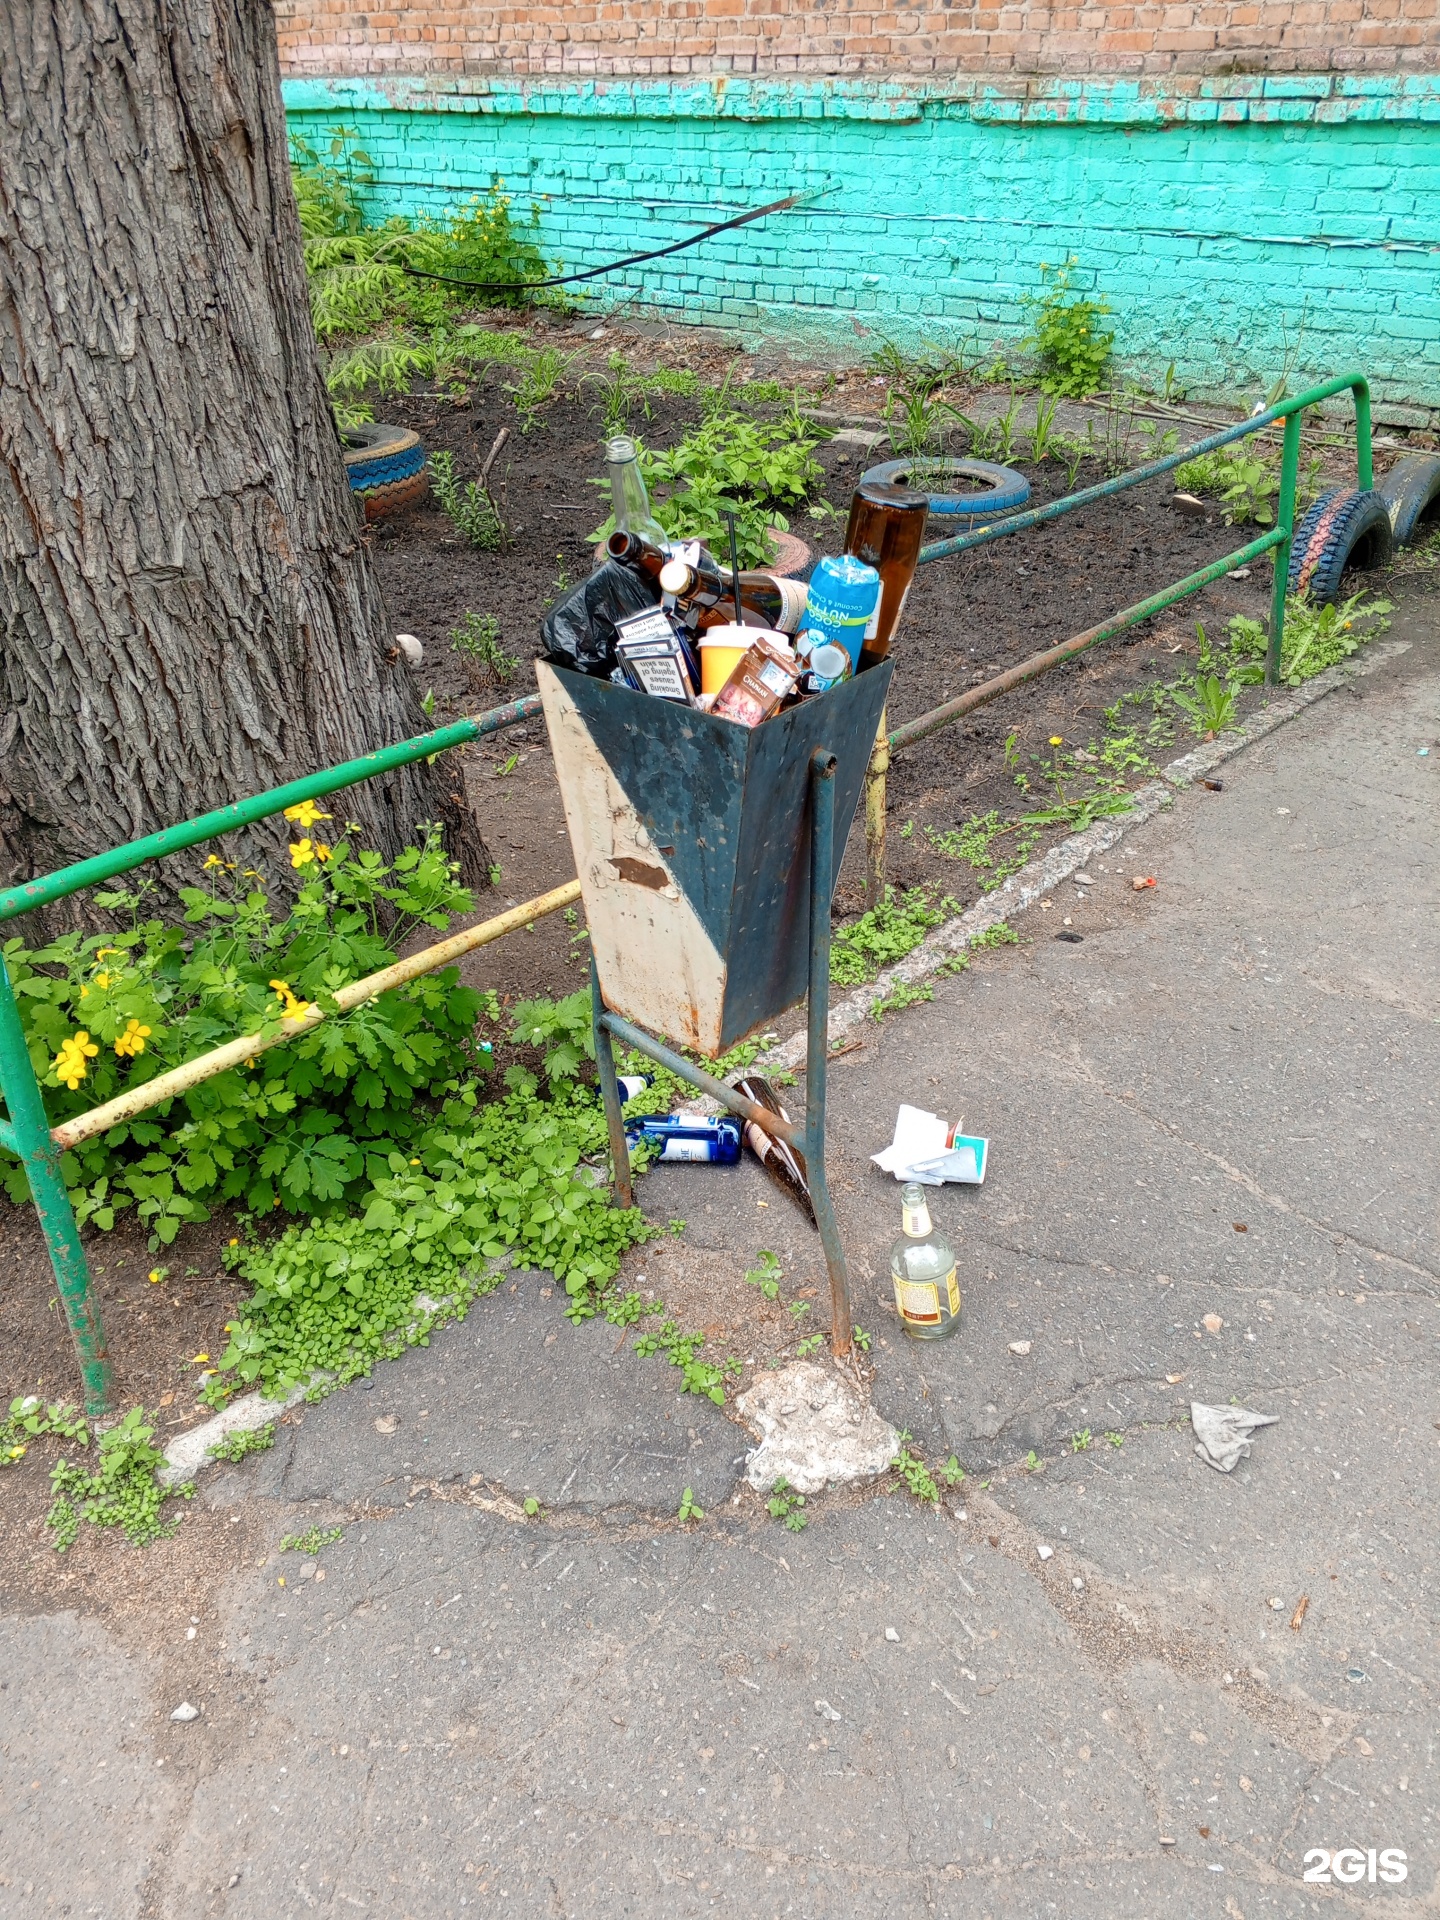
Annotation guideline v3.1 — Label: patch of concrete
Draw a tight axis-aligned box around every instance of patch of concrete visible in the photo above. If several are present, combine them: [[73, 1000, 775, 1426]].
[[158, 1382, 309, 1489], [736, 1359, 899, 1494]]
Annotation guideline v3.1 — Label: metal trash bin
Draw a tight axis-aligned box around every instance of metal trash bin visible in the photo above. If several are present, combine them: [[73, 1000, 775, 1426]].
[[538, 657, 894, 1358], [538, 659, 893, 1057]]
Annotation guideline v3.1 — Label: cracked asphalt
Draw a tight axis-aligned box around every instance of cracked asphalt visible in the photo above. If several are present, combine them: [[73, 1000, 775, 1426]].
[[3, 597, 1437, 1918]]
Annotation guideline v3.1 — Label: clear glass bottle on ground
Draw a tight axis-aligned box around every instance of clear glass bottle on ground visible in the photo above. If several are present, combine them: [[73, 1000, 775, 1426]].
[[605, 437, 669, 549], [889, 1181, 960, 1340]]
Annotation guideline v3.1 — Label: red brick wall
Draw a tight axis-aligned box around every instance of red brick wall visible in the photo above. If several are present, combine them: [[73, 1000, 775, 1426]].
[[274, 0, 1437, 79]]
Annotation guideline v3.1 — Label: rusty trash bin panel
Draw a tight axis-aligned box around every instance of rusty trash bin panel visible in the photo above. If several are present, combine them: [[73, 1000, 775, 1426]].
[[537, 659, 893, 1058]]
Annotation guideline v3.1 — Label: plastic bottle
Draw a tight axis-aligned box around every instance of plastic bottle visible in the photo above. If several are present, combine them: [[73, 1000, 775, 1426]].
[[799, 554, 881, 672], [889, 1181, 960, 1340]]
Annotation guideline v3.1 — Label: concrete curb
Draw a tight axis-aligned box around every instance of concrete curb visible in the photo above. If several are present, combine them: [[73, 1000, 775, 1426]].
[[760, 637, 1411, 1074], [158, 1382, 311, 1488]]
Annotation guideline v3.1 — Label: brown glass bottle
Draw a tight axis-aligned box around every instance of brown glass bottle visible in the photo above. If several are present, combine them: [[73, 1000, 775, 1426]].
[[657, 559, 807, 635], [606, 529, 672, 582], [843, 480, 929, 669]]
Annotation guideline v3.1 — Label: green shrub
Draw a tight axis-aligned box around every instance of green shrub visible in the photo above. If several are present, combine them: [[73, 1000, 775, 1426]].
[[829, 888, 956, 987], [430, 450, 505, 549], [588, 403, 827, 568], [1174, 447, 1279, 526], [0, 825, 484, 1243], [218, 1079, 652, 1394], [301, 189, 549, 343], [1024, 257, 1114, 399], [290, 127, 376, 239]]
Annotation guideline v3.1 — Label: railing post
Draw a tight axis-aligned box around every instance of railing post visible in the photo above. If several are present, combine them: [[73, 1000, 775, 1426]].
[[1267, 409, 1304, 689], [1353, 379, 1374, 491], [590, 957, 634, 1210], [806, 748, 853, 1360], [0, 957, 113, 1415], [863, 708, 889, 912]]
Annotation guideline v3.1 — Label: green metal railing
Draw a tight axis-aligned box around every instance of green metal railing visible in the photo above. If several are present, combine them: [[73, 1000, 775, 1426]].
[[0, 692, 546, 1415], [861, 373, 1373, 901]]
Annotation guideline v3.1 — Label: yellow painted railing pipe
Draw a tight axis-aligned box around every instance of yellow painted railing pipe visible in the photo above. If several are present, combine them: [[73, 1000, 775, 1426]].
[[50, 879, 581, 1154]]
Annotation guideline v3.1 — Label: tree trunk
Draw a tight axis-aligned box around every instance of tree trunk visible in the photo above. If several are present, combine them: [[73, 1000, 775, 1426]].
[[0, 0, 488, 935]]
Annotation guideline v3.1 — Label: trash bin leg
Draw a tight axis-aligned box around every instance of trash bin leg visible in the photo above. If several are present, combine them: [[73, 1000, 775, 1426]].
[[806, 749, 853, 1361], [591, 957, 634, 1209]]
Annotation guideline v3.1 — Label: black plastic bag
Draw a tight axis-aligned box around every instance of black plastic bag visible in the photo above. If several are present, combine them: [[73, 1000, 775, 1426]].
[[539, 560, 660, 679]]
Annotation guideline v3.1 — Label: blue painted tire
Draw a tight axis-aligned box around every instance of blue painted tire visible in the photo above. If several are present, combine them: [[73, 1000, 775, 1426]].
[[1377, 453, 1440, 548], [860, 456, 1030, 519], [341, 424, 428, 518], [1286, 488, 1394, 604]]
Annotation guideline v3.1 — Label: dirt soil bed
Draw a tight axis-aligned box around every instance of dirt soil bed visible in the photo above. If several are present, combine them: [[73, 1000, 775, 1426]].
[[0, 312, 1373, 1431], [364, 327, 1310, 960]]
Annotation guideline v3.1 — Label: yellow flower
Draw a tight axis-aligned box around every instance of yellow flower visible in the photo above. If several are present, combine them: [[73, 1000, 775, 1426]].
[[1049, 735, 1064, 747], [53, 1031, 99, 1090], [268, 979, 313, 1021], [7, 1444, 25, 1460], [95, 948, 120, 960], [228, 1237, 239, 1247], [203, 853, 236, 872], [314, 841, 332, 862], [192, 1353, 210, 1364], [94, 971, 112, 990], [114, 1019, 152, 1059], [147, 1267, 167, 1285], [289, 839, 316, 869], [283, 799, 332, 830]]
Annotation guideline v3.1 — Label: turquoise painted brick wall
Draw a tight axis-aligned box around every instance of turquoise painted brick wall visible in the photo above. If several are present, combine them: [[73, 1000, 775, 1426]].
[[284, 75, 1440, 410]]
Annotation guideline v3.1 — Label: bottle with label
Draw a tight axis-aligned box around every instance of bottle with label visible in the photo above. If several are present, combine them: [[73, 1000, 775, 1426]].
[[889, 1181, 960, 1341], [606, 437, 670, 549], [843, 480, 929, 670], [799, 553, 880, 673], [657, 557, 808, 636], [624, 1113, 742, 1164]]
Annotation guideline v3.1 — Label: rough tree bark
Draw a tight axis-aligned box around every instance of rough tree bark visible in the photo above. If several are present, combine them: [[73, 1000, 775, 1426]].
[[0, 0, 488, 933]]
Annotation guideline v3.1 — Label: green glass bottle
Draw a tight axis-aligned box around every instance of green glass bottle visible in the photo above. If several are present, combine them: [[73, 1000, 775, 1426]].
[[889, 1182, 961, 1341]]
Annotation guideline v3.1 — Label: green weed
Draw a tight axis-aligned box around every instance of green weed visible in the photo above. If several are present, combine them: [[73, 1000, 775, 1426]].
[[280, 1525, 344, 1555], [0, 825, 481, 1244], [767, 1476, 808, 1531], [678, 1486, 704, 1522], [207, 1423, 277, 1464], [829, 888, 955, 987], [450, 611, 515, 681], [1023, 257, 1113, 398], [46, 1407, 191, 1552], [870, 980, 935, 1022], [430, 450, 506, 550], [892, 1437, 940, 1505]]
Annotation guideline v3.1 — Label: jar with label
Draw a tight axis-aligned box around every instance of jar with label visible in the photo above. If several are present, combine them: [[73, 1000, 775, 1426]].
[[889, 1181, 960, 1340]]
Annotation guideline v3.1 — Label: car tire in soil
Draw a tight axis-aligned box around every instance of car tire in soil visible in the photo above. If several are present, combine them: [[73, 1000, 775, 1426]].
[[1377, 453, 1440, 549], [341, 423, 429, 521], [859, 456, 1031, 520], [1286, 487, 1394, 604]]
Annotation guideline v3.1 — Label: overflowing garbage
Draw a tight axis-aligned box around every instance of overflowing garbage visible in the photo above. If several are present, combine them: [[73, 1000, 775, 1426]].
[[540, 436, 926, 728]]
